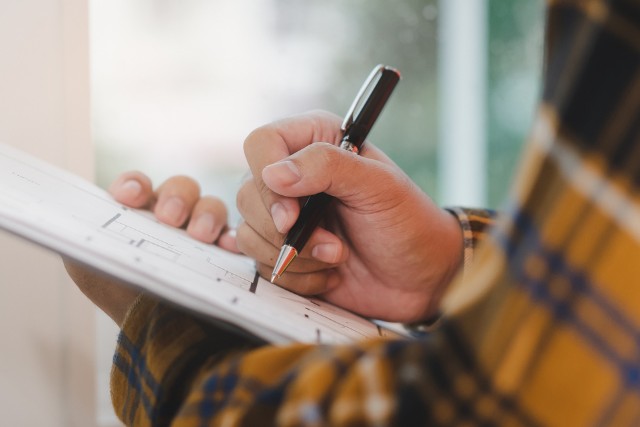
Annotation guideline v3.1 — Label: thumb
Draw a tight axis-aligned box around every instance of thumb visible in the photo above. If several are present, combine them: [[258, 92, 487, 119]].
[[261, 142, 404, 207]]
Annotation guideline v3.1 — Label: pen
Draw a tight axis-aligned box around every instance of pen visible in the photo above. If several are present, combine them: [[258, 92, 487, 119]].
[[271, 64, 401, 283]]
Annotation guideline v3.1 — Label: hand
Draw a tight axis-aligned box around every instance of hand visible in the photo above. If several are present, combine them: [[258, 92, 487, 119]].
[[107, 172, 238, 251], [65, 172, 237, 326], [236, 111, 463, 323]]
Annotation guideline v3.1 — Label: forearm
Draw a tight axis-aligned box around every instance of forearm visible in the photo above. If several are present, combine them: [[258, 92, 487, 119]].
[[63, 258, 140, 326]]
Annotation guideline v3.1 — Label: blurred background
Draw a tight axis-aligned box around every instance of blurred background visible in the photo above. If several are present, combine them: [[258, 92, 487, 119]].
[[92, 0, 544, 210], [1, 0, 543, 425]]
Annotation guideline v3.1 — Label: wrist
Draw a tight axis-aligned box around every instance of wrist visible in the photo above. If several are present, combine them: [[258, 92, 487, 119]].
[[413, 207, 465, 323]]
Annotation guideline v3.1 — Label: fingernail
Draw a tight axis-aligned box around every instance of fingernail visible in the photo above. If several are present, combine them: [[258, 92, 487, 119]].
[[158, 196, 185, 224], [311, 242, 341, 264], [190, 213, 216, 241], [271, 202, 289, 233], [115, 179, 142, 200], [263, 161, 301, 186]]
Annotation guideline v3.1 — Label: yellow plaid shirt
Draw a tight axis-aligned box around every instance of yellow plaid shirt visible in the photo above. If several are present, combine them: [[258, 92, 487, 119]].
[[111, 1, 640, 425]]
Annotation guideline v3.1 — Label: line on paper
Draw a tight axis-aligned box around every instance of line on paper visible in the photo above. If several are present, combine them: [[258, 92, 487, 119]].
[[3, 150, 123, 209], [278, 295, 321, 308], [249, 271, 260, 293], [305, 307, 367, 338], [102, 213, 121, 229]]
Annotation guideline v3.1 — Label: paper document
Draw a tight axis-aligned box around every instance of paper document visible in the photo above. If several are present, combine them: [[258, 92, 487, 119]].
[[0, 143, 403, 343]]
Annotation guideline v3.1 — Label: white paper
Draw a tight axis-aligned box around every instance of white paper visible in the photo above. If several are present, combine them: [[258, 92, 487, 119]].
[[0, 143, 402, 344]]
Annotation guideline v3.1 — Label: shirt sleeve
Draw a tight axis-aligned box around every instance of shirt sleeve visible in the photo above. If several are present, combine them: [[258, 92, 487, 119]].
[[110, 295, 265, 426], [112, 294, 539, 427]]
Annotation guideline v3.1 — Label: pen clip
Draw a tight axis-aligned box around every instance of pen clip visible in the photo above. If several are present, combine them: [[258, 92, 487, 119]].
[[340, 64, 386, 132]]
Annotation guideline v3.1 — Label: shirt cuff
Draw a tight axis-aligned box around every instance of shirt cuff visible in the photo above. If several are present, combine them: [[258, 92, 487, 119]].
[[445, 207, 497, 275]]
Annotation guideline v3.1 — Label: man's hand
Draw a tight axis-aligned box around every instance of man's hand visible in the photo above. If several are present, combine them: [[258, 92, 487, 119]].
[[236, 111, 464, 323], [65, 172, 236, 326]]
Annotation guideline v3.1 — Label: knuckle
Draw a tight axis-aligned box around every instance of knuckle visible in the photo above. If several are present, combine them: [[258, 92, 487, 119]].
[[318, 142, 342, 166], [235, 180, 253, 215], [124, 170, 151, 185], [280, 272, 328, 296], [255, 175, 273, 198], [243, 125, 273, 156], [234, 222, 253, 255], [300, 142, 333, 173], [256, 263, 274, 279], [307, 143, 346, 192], [200, 194, 224, 208], [199, 195, 227, 217], [307, 110, 342, 135], [261, 215, 283, 247], [182, 175, 201, 193], [163, 175, 200, 196], [243, 129, 259, 155]]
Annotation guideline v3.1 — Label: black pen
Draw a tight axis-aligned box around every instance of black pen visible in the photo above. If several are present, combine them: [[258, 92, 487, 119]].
[[271, 64, 401, 283]]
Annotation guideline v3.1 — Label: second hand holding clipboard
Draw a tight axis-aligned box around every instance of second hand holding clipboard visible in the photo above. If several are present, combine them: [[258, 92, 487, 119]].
[[271, 65, 401, 282]]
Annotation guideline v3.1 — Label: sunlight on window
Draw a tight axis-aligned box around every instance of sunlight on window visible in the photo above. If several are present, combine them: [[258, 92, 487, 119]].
[[91, 0, 441, 212]]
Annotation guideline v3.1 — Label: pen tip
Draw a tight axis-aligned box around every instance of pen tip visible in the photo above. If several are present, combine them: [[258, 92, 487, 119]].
[[271, 244, 298, 284]]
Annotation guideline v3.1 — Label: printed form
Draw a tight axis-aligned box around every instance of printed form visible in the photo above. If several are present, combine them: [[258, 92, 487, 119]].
[[0, 143, 401, 344]]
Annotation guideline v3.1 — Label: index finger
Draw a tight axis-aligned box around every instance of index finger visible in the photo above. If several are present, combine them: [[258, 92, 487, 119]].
[[242, 110, 343, 234]]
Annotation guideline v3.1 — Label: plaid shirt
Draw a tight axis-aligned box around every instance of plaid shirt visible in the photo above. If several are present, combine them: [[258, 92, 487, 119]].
[[111, 1, 640, 425]]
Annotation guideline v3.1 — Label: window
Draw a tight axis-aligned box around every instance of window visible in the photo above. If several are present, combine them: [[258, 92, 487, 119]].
[[92, 1, 543, 209]]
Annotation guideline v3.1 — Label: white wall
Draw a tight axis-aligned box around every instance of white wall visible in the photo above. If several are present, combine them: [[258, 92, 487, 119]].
[[0, 1, 106, 426]]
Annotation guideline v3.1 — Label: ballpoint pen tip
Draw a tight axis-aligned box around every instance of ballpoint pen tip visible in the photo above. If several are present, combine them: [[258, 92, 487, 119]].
[[271, 245, 298, 283]]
